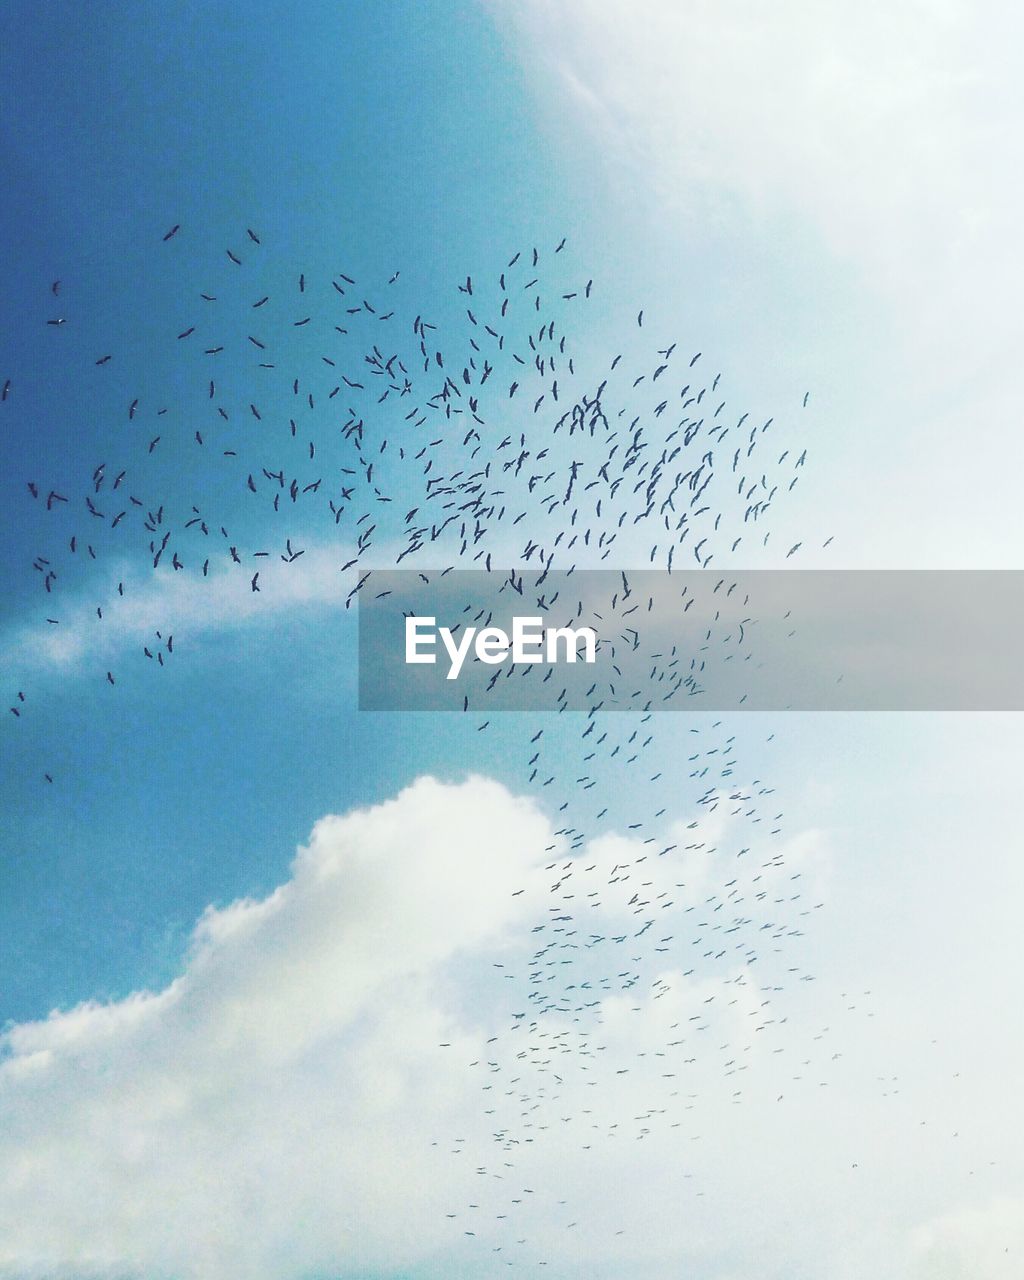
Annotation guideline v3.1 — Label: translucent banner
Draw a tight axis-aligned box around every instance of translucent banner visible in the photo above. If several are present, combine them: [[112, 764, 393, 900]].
[[356, 570, 1024, 711]]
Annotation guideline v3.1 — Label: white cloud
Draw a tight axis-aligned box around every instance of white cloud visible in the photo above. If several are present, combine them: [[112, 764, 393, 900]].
[[497, 1, 1020, 319], [0, 776, 553, 1280], [0, 771, 838, 1280], [2, 544, 350, 677], [1, 769, 1012, 1280], [908, 1194, 1024, 1279], [492, 1, 1024, 567]]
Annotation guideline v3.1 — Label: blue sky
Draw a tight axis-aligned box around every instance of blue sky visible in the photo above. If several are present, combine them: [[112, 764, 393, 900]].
[[0, 0, 818, 1018], [0, 0, 574, 1015], [2, 3, 1024, 1278]]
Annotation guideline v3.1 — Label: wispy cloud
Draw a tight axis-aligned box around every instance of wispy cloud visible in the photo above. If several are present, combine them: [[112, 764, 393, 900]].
[[497, 1, 1023, 363], [2, 544, 351, 679]]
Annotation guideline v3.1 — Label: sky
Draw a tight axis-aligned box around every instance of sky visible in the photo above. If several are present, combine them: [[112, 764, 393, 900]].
[[1, 2, 1023, 1278]]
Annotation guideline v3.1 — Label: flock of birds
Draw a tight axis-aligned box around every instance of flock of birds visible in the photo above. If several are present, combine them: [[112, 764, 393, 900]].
[[5, 226, 818, 737], [0, 228, 976, 1271]]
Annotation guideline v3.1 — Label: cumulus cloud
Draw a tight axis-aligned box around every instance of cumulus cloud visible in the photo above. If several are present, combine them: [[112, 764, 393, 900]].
[[3, 769, 1002, 1280], [0, 776, 554, 1280], [0, 765, 846, 1280]]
